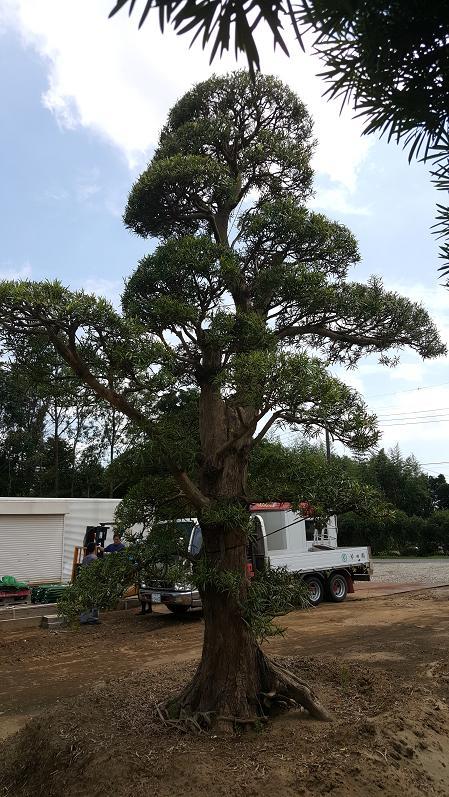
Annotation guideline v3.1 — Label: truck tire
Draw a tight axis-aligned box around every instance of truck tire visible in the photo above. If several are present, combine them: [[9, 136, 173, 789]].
[[168, 605, 190, 615], [327, 573, 348, 603], [304, 575, 324, 606]]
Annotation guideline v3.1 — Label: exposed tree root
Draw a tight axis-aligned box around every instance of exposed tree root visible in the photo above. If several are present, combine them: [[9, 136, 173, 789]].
[[264, 659, 332, 722], [156, 653, 332, 733]]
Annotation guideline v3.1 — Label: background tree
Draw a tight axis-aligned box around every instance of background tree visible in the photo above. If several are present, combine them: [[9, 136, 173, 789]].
[[0, 340, 111, 497], [335, 446, 449, 553], [110, 0, 449, 277], [0, 362, 48, 495], [0, 72, 444, 728], [249, 439, 390, 524], [428, 473, 449, 511], [362, 446, 432, 519]]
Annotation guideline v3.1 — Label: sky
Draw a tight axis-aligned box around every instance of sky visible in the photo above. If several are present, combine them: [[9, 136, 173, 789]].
[[1, 0, 449, 481]]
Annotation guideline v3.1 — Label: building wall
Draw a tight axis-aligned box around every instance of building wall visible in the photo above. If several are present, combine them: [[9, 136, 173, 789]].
[[0, 498, 121, 584]]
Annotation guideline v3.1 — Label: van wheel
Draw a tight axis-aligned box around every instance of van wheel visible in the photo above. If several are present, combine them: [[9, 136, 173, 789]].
[[168, 605, 189, 615], [327, 573, 348, 603], [304, 575, 324, 606]]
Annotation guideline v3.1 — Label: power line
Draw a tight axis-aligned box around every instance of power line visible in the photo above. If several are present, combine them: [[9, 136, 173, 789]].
[[379, 413, 449, 423], [377, 405, 449, 419], [381, 414, 449, 424], [420, 461, 449, 466], [381, 417, 449, 427], [211, 513, 328, 555], [278, 414, 449, 434], [366, 380, 449, 402]]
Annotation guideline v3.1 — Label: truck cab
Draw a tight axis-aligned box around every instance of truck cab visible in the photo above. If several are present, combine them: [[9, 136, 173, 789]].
[[138, 521, 203, 615]]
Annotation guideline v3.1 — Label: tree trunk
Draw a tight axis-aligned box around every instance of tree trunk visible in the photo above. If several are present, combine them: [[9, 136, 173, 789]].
[[160, 385, 331, 730], [109, 408, 116, 498], [161, 525, 331, 729], [70, 416, 81, 498], [53, 403, 59, 498]]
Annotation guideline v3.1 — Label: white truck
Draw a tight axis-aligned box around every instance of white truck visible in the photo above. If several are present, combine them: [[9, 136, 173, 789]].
[[138, 503, 372, 614]]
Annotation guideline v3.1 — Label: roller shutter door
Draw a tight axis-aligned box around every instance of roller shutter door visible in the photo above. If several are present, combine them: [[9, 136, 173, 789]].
[[0, 514, 64, 583]]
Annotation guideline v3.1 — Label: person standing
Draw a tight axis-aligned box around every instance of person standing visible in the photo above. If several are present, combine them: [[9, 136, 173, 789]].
[[82, 541, 98, 565], [103, 533, 126, 553], [79, 542, 101, 625]]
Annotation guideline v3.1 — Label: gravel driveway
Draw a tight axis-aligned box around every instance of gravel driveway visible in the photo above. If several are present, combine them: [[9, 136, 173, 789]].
[[373, 558, 449, 586]]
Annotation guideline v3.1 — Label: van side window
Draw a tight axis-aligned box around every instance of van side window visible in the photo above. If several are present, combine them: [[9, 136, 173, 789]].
[[190, 525, 203, 557], [305, 520, 315, 541]]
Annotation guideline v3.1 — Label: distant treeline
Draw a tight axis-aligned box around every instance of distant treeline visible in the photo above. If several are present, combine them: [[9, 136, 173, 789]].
[[1, 353, 447, 553]]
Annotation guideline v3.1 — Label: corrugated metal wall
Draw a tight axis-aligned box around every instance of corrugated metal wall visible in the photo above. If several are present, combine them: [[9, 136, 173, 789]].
[[0, 514, 64, 583], [0, 499, 122, 584]]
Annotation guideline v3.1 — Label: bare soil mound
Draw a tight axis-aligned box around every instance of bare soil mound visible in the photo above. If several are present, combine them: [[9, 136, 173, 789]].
[[1, 655, 449, 797]]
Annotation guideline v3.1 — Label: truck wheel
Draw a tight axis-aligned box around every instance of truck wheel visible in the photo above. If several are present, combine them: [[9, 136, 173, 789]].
[[168, 605, 189, 615], [327, 573, 348, 603], [304, 575, 324, 606]]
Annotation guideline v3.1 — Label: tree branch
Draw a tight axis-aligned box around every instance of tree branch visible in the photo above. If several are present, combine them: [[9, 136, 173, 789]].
[[276, 323, 409, 348], [251, 411, 283, 447], [47, 329, 210, 510]]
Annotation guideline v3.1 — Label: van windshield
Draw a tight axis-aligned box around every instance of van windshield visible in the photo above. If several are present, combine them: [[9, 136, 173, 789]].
[[174, 520, 196, 546], [190, 525, 203, 557]]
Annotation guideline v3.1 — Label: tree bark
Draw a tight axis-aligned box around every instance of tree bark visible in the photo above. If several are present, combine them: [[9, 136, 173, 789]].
[[109, 407, 116, 498], [53, 401, 59, 498]]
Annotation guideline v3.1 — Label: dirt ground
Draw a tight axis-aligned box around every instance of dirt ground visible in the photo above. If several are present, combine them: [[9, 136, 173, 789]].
[[1, 588, 449, 796]]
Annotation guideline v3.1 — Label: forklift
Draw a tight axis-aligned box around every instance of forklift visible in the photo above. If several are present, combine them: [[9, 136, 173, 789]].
[[71, 524, 138, 601], [71, 523, 112, 581]]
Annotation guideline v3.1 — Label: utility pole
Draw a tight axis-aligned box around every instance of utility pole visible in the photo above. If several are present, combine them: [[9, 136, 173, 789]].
[[325, 427, 331, 464]]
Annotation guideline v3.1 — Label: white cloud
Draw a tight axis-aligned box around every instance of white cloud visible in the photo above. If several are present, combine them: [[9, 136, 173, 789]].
[[2, 0, 371, 193], [388, 363, 426, 383], [310, 186, 371, 217], [83, 276, 122, 308], [76, 168, 101, 202], [41, 187, 69, 202], [0, 262, 32, 280]]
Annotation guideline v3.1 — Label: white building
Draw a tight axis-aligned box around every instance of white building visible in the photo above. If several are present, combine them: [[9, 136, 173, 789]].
[[0, 497, 121, 584]]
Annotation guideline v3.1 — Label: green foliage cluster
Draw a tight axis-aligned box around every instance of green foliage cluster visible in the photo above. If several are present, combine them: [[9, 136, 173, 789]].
[[242, 566, 310, 642], [302, 0, 449, 280], [0, 72, 443, 497], [249, 439, 393, 524], [195, 559, 311, 643], [338, 509, 449, 557], [110, 1, 449, 278], [59, 521, 195, 623], [58, 551, 135, 623]]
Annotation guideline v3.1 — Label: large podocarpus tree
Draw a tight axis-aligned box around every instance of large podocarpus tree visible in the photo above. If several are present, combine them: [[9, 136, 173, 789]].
[[0, 72, 444, 727]]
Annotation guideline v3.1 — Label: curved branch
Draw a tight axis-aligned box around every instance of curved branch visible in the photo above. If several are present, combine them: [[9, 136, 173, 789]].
[[276, 323, 410, 348], [251, 411, 283, 447], [48, 329, 210, 510]]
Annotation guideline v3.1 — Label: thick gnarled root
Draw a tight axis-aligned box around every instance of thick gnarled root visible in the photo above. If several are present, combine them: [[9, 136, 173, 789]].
[[261, 659, 332, 722], [155, 655, 332, 732]]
